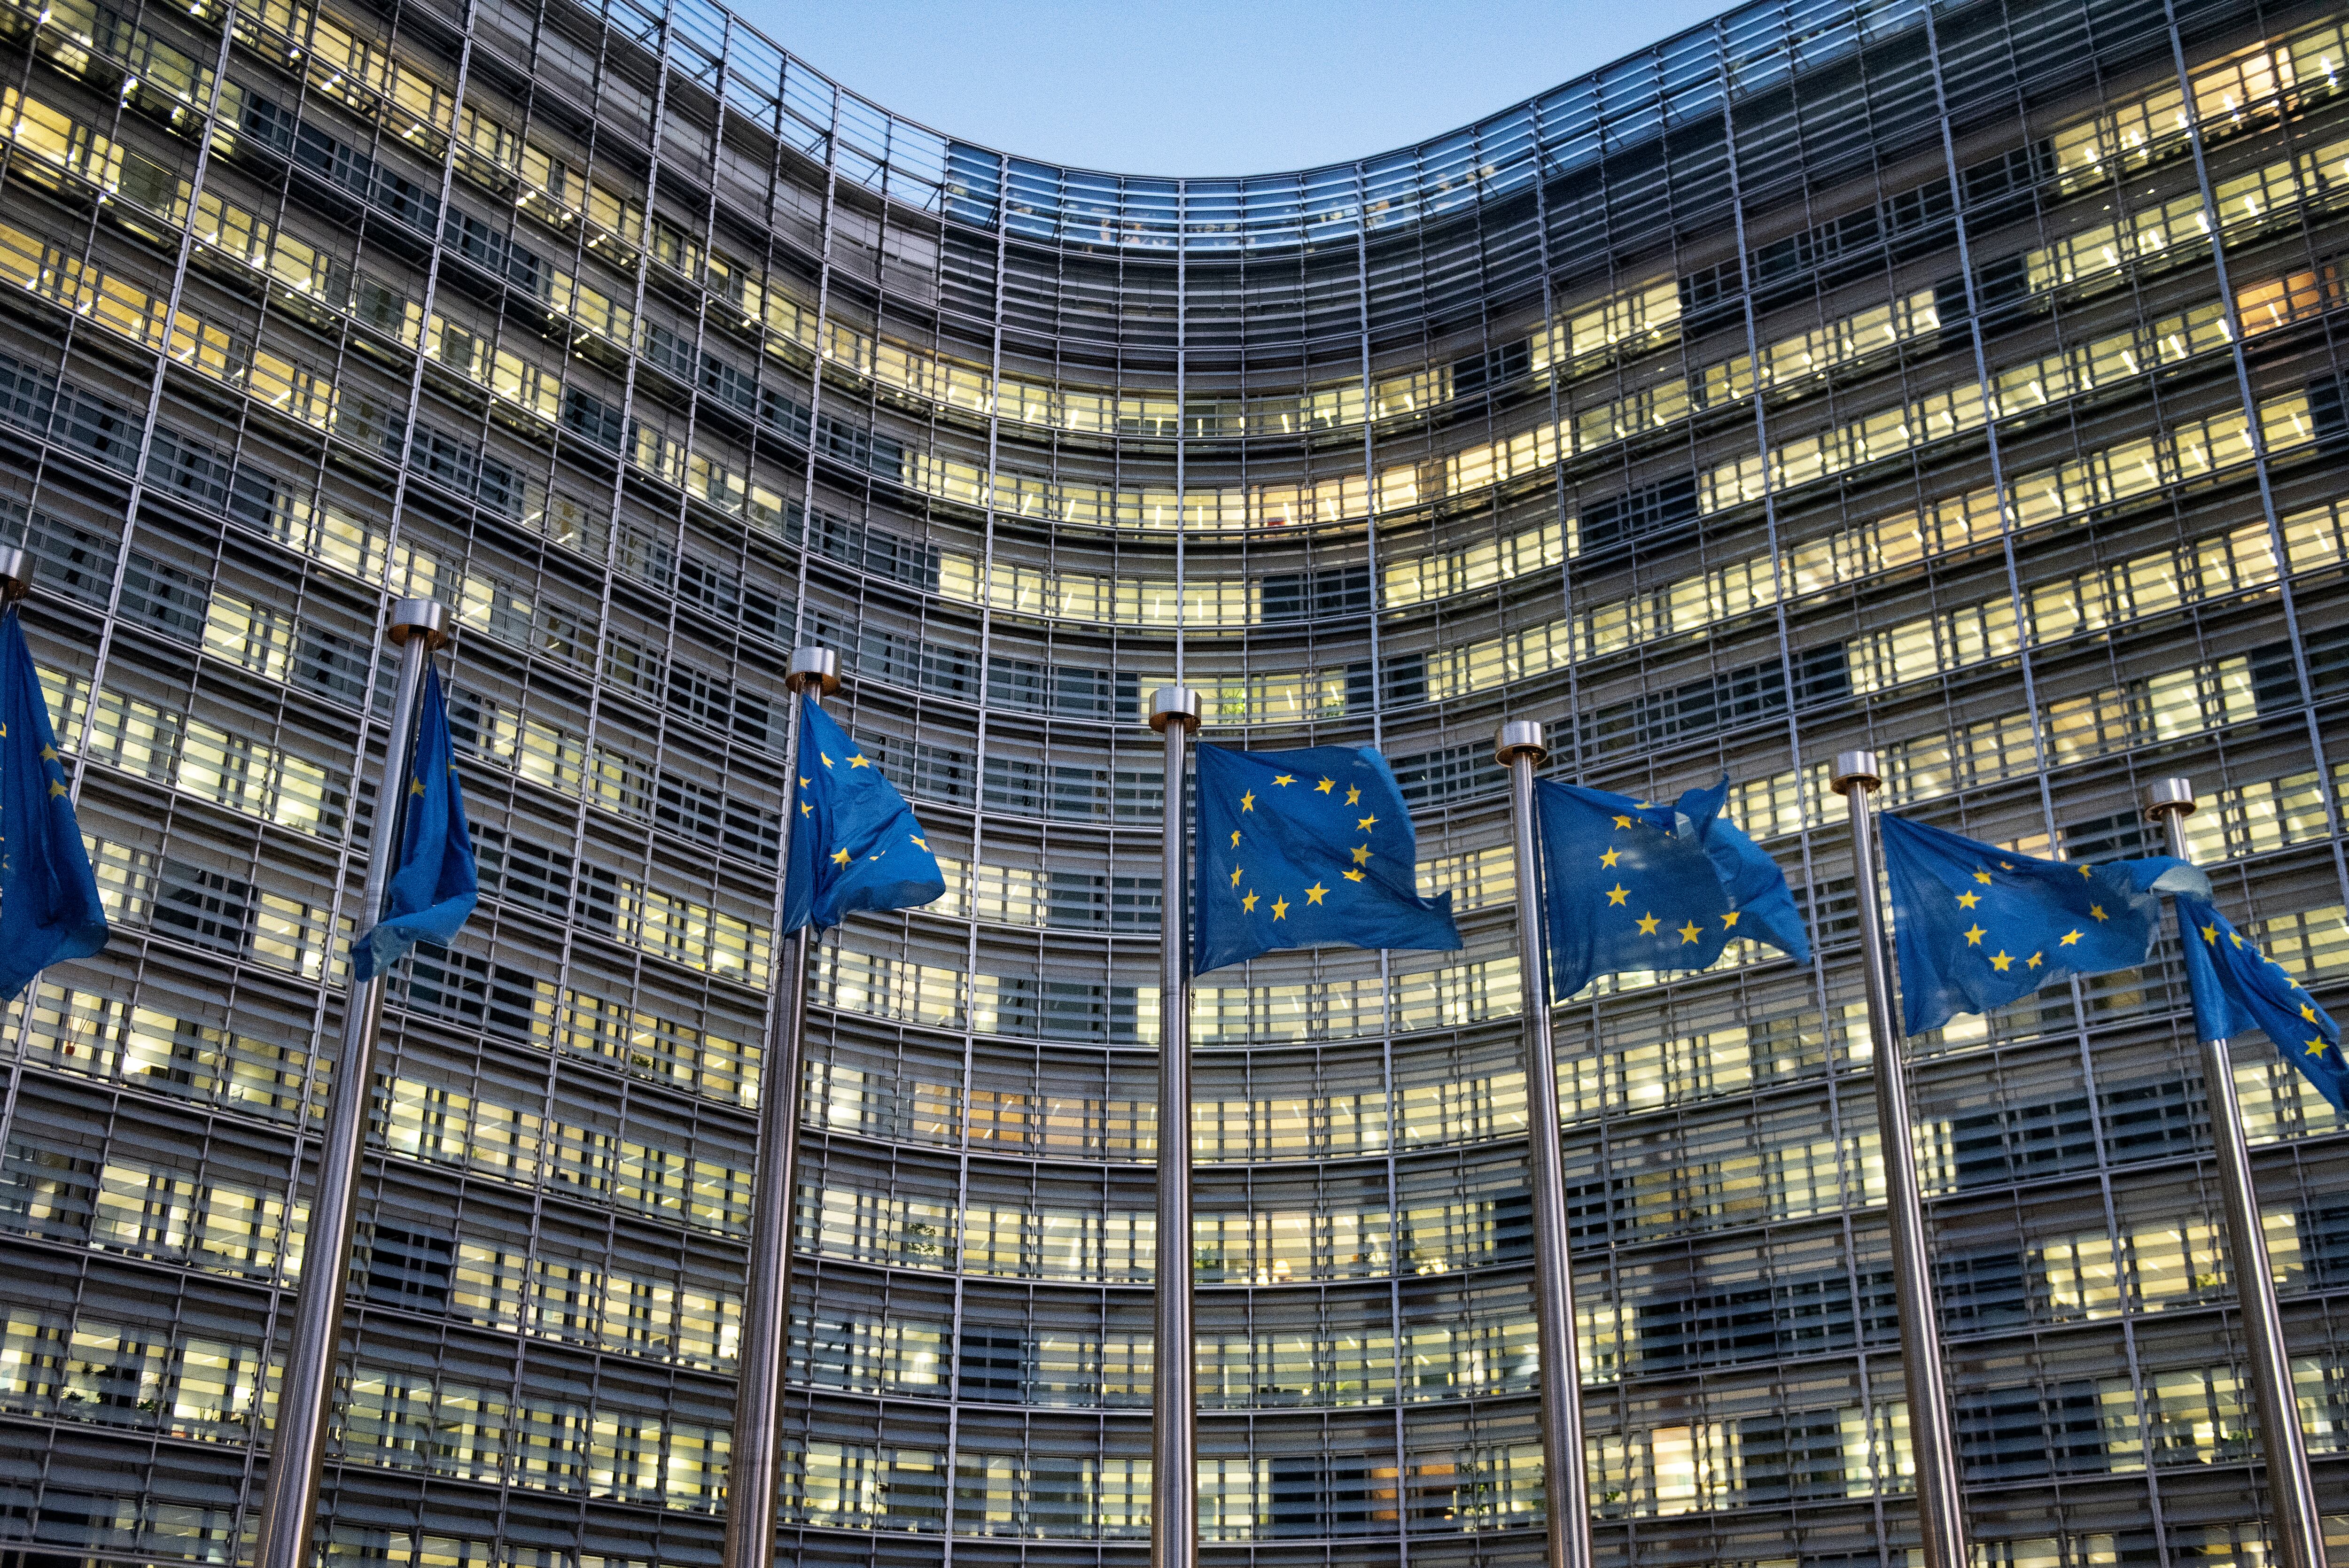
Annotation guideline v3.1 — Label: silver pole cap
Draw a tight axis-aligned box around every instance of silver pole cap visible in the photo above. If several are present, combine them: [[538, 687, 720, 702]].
[[1149, 685, 1201, 734], [2144, 776, 2196, 820], [1494, 719, 1547, 766], [1830, 749, 1881, 795], [386, 597, 450, 649], [787, 646, 841, 695], [0, 546, 30, 605]]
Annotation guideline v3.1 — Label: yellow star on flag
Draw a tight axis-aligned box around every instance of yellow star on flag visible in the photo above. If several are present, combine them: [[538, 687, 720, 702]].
[[1271, 897, 1289, 920], [1605, 884, 1628, 906], [1273, 773, 1295, 786], [1351, 844, 1372, 865], [1973, 870, 1993, 885], [1722, 912, 1740, 929], [1241, 891, 1260, 912], [799, 776, 809, 787], [47, 780, 66, 798], [39, 745, 55, 761], [1677, 920, 1703, 945], [1963, 924, 1986, 946], [1636, 913, 1660, 934], [1240, 792, 1256, 813], [2306, 1004, 2322, 1023], [1613, 815, 1634, 829], [1315, 777, 1335, 794], [800, 802, 811, 816], [1356, 815, 1378, 831], [911, 835, 928, 850], [2059, 929, 2082, 946], [2202, 923, 2220, 944], [830, 848, 851, 866], [1990, 951, 2013, 971], [2026, 952, 2043, 969], [409, 776, 426, 796], [1956, 892, 1980, 909], [2229, 932, 2244, 948], [1230, 866, 1244, 888], [848, 753, 871, 768], [1346, 785, 1361, 805], [2090, 904, 2108, 922], [1230, 830, 1241, 847], [2077, 864, 2094, 877], [1600, 848, 1620, 868], [2308, 1039, 2328, 1056], [1344, 869, 1365, 883], [1306, 883, 1327, 905], [820, 752, 834, 767]]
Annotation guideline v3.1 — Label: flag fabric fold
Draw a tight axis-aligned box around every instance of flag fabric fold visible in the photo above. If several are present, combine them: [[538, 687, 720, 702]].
[[352, 666, 479, 981], [0, 609, 108, 1000], [1879, 812, 2206, 1036], [2175, 895, 2345, 1114], [781, 695, 946, 934], [1535, 776, 1809, 1002], [1194, 743, 1460, 975]]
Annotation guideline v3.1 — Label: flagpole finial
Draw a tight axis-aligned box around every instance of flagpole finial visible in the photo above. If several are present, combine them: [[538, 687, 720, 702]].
[[1493, 720, 1546, 766], [1148, 686, 1199, 734], [2144, 777, 2196, 821], [0, 546, 29, 605], [1830, 749, 1881, 795], [787, 647, 840, 695], [386, 598, 450, 650]]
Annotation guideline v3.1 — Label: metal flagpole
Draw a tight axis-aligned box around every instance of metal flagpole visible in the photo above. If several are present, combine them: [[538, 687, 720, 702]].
[[1149, 683, 1200, 1568], [723, 646, 839, 1568], [2145, 778, 2327, 1568], [254, 597, 449, 1568], [1831, 750, 1968, 1568], [1494, 721, 1591, 1568]]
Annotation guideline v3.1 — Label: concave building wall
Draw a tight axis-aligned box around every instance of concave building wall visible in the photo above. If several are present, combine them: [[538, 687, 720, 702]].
[[0, 0, 2346, 1563]]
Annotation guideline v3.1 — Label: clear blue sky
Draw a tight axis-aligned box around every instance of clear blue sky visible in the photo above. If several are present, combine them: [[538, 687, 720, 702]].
[[734, 0, 1741, 178]]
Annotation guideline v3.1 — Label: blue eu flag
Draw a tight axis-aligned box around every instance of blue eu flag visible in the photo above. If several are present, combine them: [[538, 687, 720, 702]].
[[1534, 777, 1809, 1001], [1193, 744, 1461, 975], [2175, 895, 2344, 1114], [352, 667, 479, 980], [1879, 813, 2201, 1036], [0, 610, 107, 1000], [782, 696, 946, 933]]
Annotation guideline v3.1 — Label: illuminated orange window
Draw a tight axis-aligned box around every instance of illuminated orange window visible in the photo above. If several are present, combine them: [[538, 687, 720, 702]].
[[2237, 265, 2342, 337]]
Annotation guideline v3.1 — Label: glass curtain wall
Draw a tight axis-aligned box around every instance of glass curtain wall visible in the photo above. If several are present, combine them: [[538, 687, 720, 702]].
[[0, 0, 2343, 1564]]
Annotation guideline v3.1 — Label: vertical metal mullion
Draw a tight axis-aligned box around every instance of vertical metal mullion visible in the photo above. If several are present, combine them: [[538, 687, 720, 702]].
[[1347, 159, 1412, 1562], [22, 2, 241, 754], [1536, 107, 1641, 1549], [2151, 14, 2349, 1562], [479, 0, 643, 1470], [221, 2, 486, 1543], [1173, 181, 1187, 692], [2154, 0, 2349, 891], [1933, 8, 2164, 1555], [488, 3, 690, 1530], [1917, 12, 2177, 1550], [785, 80, 845, 649], [0, 0, 250, 1248], [939, 143, 1015, 1556], [659, 11, 736, 717], [1711, 13, 1881, 1539]]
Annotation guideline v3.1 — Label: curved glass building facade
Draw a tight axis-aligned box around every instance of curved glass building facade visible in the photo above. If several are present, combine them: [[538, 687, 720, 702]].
[[1, 0, 2347, 1562]]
